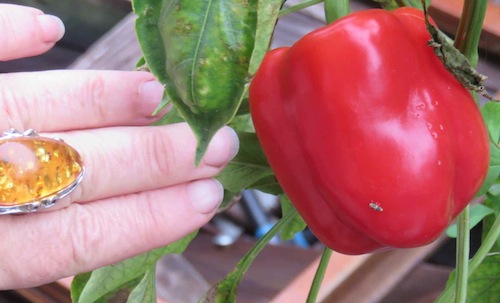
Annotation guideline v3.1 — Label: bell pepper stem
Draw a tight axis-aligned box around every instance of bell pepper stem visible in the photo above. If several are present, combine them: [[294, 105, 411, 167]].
[[453, 0, 487, 66], [446, 0, 487, 301], [306, 247, 333, 303], [324, 0, 350, 24]]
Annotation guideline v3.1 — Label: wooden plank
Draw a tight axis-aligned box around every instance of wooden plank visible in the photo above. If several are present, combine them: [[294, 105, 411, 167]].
[[270, 238, 443, 303], [322, 240, 444, 303], [381, 263, 452, 302], [69, 13, 141, 71], [270, 252, 370, 303]]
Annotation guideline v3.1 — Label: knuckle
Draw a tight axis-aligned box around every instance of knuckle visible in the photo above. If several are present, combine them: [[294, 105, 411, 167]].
[[136, 130, 175, 179], [135, 193, 165, 244], [0, 83, 31, 129], [79, 75, 108, 124], [134, 189, 190, 247], [0, 16, 20, 58], [65, 205, 105, 270]]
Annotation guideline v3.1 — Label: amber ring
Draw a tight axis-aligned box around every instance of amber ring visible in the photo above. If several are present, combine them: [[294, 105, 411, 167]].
[[0, 129, 84, 215]]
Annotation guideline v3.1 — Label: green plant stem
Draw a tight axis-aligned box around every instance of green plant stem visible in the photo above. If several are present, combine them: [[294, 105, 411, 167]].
[[279, 0, 323, 17], [232, 210, 296, 273], [469, 213, 500, 273], [324, 0, 350, 24], [436, 214, 500, 303], [440, 1, 488, 301], [455, 206, 470, 303], [453, 0, 487, 66], [217, 208, 300, 299], [306, 247, 332, 303]]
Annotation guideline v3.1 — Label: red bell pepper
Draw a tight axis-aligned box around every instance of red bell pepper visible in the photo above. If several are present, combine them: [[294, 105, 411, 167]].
[[249, 7, 489, 255]]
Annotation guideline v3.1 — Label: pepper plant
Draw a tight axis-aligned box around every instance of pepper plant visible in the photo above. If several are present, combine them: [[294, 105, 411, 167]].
[[70, 0, 500, 302]]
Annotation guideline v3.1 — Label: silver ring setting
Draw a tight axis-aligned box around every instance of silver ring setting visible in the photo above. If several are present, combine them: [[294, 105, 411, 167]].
[[0, 129, 84, 215]]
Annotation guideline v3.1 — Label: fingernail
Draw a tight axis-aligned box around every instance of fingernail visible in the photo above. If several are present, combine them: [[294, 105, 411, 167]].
[[139, 80, 166, 116], [37, 14, 65, 43], [188, 179, 224, 214], [203, 127, 240, 167]]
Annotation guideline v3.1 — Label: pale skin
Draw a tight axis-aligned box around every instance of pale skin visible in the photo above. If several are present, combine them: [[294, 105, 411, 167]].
[[0, 4, 239, 290]]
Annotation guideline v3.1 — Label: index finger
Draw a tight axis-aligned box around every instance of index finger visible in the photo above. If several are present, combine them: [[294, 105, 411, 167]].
[[0, 4, 65, 61]]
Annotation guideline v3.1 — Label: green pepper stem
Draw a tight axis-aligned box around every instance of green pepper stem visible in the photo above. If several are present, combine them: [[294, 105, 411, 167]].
[[306, 247, 332, 303], [443, 0, 487, 301], [453, 0, 487, 65], [324, 0, 350, 24], [279, 0, 323, 17]]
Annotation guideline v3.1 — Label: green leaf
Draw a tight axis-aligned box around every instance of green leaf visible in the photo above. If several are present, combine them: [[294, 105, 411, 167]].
[[439, 212, 500, 303], [201, 209, 299, 302], [136, 56, 146, 68], [132, 0, 168, 84], [158, 0, 258, 164], [464, 255, 500, 302], [126, 268, 157, 303], [280, 195, 307, 241], [72, 232, 196, 303], [71, 272, 92, 303], [476, 102, 500, 196], [217, 132, 276, 193], [372, 0, 400, 9], [476, 151, 500, 197], [446, 204, 494, 238], [466, 255, 500, 302], [152, 91, 170, 116], [248, 0, 284, 76], [152, 105, 185, 126], [228, 113, 254, 133], [248, 175, 282, 195], [482, 194, 500, 252], [219, 189, 240, 211], [489, 182, 500, 196], [482, 102, 500, 145]]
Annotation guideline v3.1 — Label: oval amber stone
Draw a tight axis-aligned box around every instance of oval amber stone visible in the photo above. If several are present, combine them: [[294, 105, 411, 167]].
[[0, 137, 83, 206]]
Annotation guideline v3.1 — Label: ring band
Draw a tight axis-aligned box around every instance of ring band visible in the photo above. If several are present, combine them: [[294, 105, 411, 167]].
[[0, 129, 84, 215]]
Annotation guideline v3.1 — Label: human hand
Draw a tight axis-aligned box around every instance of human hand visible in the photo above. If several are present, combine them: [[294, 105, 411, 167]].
[[0, 4, 239, 289]]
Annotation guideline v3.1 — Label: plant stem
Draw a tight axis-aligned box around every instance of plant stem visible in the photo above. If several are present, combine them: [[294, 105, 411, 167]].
[[440, 1, 487, 301], [455, 206, 470, 303], [453, 0, 487, 66], [279, 0, 323, 17], [324, 0, 350, 24], [306, 247, 332, 303], [469, 213, 500, 273], [221, 208, 300, 299], [435, 214, 500, 303]]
